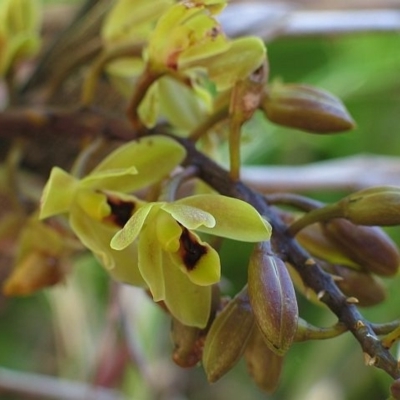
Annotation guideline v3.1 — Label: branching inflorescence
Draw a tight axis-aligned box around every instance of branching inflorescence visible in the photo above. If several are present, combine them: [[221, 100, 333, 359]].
[[1, 0, 400, 397]]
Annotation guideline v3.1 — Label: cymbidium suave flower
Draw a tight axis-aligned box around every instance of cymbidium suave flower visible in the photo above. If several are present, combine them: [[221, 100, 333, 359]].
[[128, 0, 267, 130], [0, 0, 41, 76], [39, 136, 271, 327]]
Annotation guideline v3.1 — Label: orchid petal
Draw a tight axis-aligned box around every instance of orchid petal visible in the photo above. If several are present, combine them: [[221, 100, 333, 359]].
[[75, 190, 111, 221], [102, 0, 172, 43], [198, 36, 266, 91], [137, 80, 160, 128], [156, 210, 182, 252], [157, 76, 212, 131], [90, 136, 186, 192], [163, 252, 212, 328], [138, 215, 165, 301], [110, 202, 157, 250], [162, 202, 215, 230], [175, 194, 272, 241], [39, 167, 79, 219], [171, 228, 220, 286], [69, 203, 145, 286], [82, 166, 138, 189], [147, 4, 202, 70]]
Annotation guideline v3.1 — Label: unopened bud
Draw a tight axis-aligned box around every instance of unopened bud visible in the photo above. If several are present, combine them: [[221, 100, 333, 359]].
[[323, 219, 400, 276], [171, 318, 204, 368], [244, 327, 284, 393], [296, 223, 360, 270], [3, 251, 65, 295], [339, 186, 400, 226], [248, 242, 298, 355], [202, 287, 255, 383], [324, 264, 386, 307], [262, 81, 355, 133], [391, 379, 400, 399]]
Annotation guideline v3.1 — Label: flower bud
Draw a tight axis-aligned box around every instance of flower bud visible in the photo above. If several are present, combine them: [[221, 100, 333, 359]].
[[323, 263, 386, 307], [323, 219, 400, 276], [244, 327, 284, 394], [248, 242, 298, 355], [338, 186, 400, 226], [3, 251, 65, 296], [262, 81, 355, 133], [170, 318, 204, 368], [202, 288, 255, 383], [391, 379, 400, 399], [296, 222, 360, 270]]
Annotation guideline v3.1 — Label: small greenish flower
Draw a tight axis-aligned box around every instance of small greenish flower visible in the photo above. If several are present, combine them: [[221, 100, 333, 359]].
[[0, 0, 41, 76], [39, 136, 186, 286], [39, 135, 271, 328], [102, 0, 173, 45], [101, 0, 173, 96], [136, 1, 266, 128], [110, 194, 271, 327], [145, 1, 229, 74]]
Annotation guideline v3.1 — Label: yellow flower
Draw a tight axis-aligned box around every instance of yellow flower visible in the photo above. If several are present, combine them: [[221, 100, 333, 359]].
[[110, 194, 271, 327], [39, 136, 186, 286], [0, 0, 41, 76], [39, 135, 272, 327]]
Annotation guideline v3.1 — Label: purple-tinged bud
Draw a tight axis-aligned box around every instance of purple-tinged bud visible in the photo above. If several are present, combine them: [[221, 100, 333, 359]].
[[244, 326, 284, 393], [323, 263, 386, 307], [296, 222, 361, 270], [323, 219, 400, 276], [262, 82, 355, 133], [171, 318, 204, 368], [248, 242, 298, 355], [202, 288, 255, 383], [391, 379, 400, 399]]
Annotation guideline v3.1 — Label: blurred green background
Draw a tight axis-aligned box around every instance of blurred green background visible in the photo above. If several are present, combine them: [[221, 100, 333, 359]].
[[1, 1, 400, 400]]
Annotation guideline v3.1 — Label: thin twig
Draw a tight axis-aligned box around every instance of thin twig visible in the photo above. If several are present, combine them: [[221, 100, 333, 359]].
[[220, 6, 400, 41], [0, 367, 125, 400], [242, 155, 400, 193]]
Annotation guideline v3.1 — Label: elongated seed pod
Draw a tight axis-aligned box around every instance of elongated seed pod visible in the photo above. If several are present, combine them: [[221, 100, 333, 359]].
[[248, 242, 298, 356], [202, 287, 255, 383]]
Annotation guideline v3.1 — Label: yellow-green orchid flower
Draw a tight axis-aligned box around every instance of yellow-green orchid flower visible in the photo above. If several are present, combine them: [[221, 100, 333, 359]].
[[110, 194, 271, 327], [136, 1, 266, 128], [0, 0, 41, 76], [39, 136, 186, 286], [145, 1, 229, 74]]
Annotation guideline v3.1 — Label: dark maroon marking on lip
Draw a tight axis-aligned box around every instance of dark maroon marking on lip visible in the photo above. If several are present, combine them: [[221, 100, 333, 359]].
[[106, 195, 136, 227], [179, 227, 207, 271]]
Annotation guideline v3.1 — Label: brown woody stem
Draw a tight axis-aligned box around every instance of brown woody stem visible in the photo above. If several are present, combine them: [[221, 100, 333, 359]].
[[0, 106, 399, 379]]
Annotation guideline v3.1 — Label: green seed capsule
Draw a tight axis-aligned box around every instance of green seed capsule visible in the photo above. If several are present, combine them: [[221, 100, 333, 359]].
[[248, 242, 298, 356], [202, 287, 255, 383]]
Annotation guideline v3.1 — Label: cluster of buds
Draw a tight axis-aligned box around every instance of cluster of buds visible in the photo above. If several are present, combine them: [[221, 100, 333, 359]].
[[274, 190, 400, 308]]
